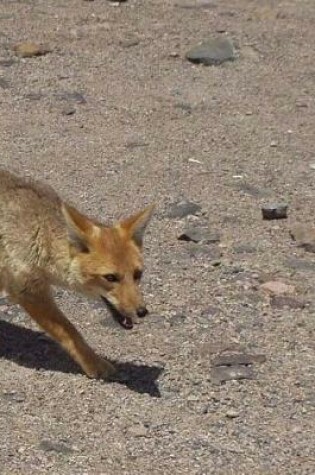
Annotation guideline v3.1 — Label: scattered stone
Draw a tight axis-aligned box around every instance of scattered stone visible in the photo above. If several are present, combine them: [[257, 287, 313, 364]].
[[39, 440, 75, 454], [212, 365, 254, 384], [270, 140, 278, 147], [225, 410, 239, 419], [233, 243, 256, 254], [186, 37, 235, 66], [178, 227, 220, 244], [128, 424, 149, 438], [186, 243, 222, 260], [13, 42, 50, 58], [212, 353, 266, 367], [168, 200, 201, 219], [175, 1, 217, 10], [25, 92, 44, 101], [0, 77, 9, 89], [119, 38, 140, 48], [290, 224, 315, 253], [270, 296, 306, 310], [260, 281, 295, 296], [169, 314, 186, 327], [237, 183, 271, 198], [56, 91, 87, 104], [285, 258, 315, 273], [200, 306, 219, 319], [261, 204, 288, 220], [62, 106, 76, 116], [0, 59, 15, 67]]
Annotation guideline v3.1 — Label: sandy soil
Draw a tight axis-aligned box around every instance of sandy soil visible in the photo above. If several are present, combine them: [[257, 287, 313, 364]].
[[0, 0, 314, 473]]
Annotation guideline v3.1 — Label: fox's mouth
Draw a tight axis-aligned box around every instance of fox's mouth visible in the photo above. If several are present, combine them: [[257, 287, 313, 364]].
[[101, 297, 133, 330]]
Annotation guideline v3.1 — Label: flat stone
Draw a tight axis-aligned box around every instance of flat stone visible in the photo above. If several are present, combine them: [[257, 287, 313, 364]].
[[270, 296, 306, 309], [285, 258, 315, 273], [186, 37, 235, 66], [290, 225, 315, 253], [0, 77, 9, 89], [212, 365, 254, 384], [168, 200, 201, 219], [0, 59, 16, 67], [212, 353, 266, 367], [186, 243, 222, 260], [128, 424, 149, 438], [25, 92, 44, 101], [55, 91, 87, 104], [260, 281, 295, 295], [62, 106, 76, 116], [233, 243, 256, 254], [262, 203, 288, 220], [178, 227, 220, 243], [39, 440, 75, 454], [175, 0, 217, 9], [13, 42, 50, 58]]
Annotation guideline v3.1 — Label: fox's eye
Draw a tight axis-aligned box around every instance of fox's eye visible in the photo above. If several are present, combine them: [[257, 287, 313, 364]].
[[104, 274, 119, 283], [134, 269, 143, 281]]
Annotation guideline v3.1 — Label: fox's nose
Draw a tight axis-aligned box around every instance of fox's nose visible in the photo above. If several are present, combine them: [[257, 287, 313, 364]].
[[137, 307, 148, 318]]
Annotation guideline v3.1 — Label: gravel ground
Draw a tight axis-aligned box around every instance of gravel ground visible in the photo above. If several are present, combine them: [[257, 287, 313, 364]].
[[0, 0, 314, 473]]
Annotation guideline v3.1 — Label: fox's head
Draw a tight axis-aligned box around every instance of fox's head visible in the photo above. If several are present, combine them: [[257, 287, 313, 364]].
[[62, 203, 155, 329]]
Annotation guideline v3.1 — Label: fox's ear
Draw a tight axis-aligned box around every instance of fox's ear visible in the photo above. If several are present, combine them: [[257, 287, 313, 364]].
[[62, 204, 99, 252], [120, 204, 155, 247]]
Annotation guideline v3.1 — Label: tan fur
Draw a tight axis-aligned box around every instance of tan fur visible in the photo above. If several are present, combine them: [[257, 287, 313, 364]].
[[0, 169, 154, 379]]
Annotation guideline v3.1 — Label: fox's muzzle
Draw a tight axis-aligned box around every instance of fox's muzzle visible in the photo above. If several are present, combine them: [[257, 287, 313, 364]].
[[101, 297, 148, 330]]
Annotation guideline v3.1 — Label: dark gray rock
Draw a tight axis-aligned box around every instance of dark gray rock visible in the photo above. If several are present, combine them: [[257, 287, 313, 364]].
[[168, 200, 201, 219], [62, 106, 76, 116], [212, 353, 266, 367], [178, 227, 220, 243], [186, 37, 235, 66], [0, 77, 9, 89], [39, 440, 75, 454], [56, 91, 87, 104], [285, 258, 315, 272], [185, 243, 222, 259], [262, 204, 288, 220], [212, 365, 254, 384], [270, 296, 306, 310], [290, 225, 315, 253]]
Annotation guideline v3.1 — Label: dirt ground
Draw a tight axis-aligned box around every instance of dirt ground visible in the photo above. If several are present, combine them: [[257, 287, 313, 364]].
[[0, 0, 314, 473]]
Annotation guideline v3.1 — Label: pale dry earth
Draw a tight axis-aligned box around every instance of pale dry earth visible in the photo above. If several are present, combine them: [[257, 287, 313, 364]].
[[0, 0, 314, 474]]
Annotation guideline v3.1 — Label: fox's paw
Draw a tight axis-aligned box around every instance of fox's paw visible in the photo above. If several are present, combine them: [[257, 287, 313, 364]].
[[85, 357, 117, 381]]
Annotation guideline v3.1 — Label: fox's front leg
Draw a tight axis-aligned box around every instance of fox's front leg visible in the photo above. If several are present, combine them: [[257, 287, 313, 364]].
[[17, 291, 115, 380]]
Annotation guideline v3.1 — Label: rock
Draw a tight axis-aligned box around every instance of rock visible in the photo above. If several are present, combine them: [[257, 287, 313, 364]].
[[169, 314, 186, 327], [285, 258, 315, 273], [25, 92, 44, 101], [39, 440, 75, 454], [186, 243, 222, 260], [233, 243, 256, 254], [128, 424, 148, 438], [0, 59, 15, 67], [178, 227, 220, 243], [56, 91, 87, 104], [212, 353, 266, 367], [260, 281, 295, 296], [167, 200, 201, 219], [290, 224, 315, 253], [13, 42, 50, 58], [186, 37, 235, 66], [212, 365, 254, 384], [225, 410, 239, 419], [62, 106, 76, 116], [261, 204, 288, 220], [0, 77, 9, 89], [175, 0, 217, 9], [270, 296, 305, 310]]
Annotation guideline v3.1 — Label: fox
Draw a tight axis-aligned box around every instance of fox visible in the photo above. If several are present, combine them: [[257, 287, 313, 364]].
[[0, 169, 155, 379]]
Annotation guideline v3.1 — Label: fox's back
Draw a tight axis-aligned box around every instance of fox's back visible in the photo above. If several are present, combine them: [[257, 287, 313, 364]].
[[0, 170, 66, 267]]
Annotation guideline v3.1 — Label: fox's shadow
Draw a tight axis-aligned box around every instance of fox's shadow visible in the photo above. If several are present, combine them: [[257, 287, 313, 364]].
[[0, 320, 163, 397]]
